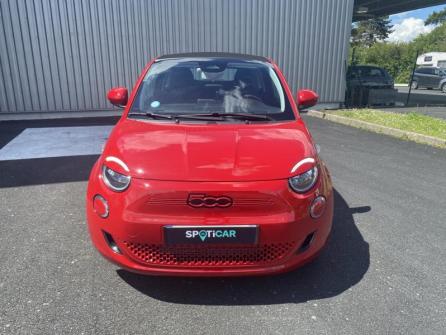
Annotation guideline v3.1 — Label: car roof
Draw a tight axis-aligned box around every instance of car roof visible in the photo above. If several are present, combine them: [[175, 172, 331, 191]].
[[157, 52, 270, 63], [350, 65, 383, 69]]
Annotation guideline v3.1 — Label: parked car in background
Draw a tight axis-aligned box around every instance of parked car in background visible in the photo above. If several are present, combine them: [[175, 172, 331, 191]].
[[345, 65, 396, 107], [411, 67, 446, 93], [347, 65, 394, 90]]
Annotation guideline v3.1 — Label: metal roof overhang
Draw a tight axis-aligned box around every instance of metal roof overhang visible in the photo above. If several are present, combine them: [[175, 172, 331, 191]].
[[354, 0, 446, 21]]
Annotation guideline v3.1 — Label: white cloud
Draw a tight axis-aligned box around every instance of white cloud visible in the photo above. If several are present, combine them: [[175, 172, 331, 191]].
[[389, 11, 409, 24], [387, 17, 435, 43]]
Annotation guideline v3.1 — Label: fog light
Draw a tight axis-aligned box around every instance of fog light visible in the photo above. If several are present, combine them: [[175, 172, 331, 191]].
[[310, 196, 326, 219], [93, 195, 109, 218], [103, 231, 121, 254], [298, 231, 316, 253]]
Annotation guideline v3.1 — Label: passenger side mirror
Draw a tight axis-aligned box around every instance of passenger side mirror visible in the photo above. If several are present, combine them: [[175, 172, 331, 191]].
[[107, 87, 128, 107], [297, 89, 318, 110]]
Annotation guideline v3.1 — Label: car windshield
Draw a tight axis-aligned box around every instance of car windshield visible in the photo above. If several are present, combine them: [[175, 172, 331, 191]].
[[130, 58, 295, 121]]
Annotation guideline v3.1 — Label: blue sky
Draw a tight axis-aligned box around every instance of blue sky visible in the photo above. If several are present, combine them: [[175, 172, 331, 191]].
[[390, 4, 446, 24], [387, 4, 446, 42]]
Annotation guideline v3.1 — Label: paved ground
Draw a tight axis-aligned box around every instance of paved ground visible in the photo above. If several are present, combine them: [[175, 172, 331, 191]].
[[0, 116, 445, 334], [396, 86, 446, 108], [397, 86, 446, 97]]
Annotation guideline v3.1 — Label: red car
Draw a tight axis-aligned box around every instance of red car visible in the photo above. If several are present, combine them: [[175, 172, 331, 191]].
[[86, 53, 334, 276]]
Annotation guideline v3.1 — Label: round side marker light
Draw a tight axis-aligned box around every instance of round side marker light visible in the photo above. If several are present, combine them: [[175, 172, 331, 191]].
[[310, 196, 326, 219], [93, 195, 109, 218]]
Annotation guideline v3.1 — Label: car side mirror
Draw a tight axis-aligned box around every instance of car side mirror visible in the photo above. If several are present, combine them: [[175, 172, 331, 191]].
[[107, 87, 128, 107], [297, 89, 318, 110]]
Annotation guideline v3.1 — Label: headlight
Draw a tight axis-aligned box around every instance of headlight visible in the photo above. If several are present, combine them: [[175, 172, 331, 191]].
[[289, 166, 318, 193], [102, 165, 131, 192]]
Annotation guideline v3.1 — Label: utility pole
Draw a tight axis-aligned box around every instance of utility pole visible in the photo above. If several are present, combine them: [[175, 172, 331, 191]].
[[406, 50, 419, 106]]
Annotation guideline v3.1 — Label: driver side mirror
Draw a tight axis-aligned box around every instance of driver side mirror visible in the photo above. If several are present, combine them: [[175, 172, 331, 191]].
[[297, 89, 318, 110], [107, 87, 128, 107]]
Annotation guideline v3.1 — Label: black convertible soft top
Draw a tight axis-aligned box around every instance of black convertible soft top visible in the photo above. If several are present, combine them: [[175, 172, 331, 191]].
[[157, 52, 270, 63]]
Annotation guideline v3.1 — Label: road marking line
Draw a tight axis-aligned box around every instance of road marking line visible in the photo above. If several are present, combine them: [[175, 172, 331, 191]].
[[0, 126, 114, 161]]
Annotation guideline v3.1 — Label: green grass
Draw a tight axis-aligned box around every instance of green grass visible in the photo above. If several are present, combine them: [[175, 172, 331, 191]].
[[335, 109, 446, 141]]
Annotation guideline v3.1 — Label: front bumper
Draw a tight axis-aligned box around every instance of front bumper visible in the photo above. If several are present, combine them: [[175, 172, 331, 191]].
[[86, 162, 334, 277]]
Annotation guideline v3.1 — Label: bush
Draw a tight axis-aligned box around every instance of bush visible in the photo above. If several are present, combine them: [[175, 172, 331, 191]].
[[350, 23, 446, 83]]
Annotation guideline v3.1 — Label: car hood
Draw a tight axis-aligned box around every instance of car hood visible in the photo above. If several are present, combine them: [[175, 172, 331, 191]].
[[102, 119, 316, 182]]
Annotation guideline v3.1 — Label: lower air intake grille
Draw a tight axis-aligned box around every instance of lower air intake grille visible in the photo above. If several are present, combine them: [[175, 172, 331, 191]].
[[123, 242, 295, 267]]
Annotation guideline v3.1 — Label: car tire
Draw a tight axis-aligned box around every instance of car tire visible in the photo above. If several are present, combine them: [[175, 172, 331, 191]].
[[442, 83, 446, 94], [411, 81, 418, 90]]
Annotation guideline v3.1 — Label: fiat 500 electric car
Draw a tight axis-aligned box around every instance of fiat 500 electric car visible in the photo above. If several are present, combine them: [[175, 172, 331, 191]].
[[86, 52, 334, 276]]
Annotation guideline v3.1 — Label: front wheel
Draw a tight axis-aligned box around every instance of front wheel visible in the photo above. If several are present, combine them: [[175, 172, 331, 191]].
[[442, 83, 446, 94], [411, 81, 418, 90]]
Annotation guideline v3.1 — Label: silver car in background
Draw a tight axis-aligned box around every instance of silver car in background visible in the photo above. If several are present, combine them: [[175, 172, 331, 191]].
[[411, 67, 446, 93]]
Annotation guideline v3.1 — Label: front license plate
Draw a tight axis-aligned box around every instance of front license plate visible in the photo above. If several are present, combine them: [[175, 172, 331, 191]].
[[164, 225, 258, 245]]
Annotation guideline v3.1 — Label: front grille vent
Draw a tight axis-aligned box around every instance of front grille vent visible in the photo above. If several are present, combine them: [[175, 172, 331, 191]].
[[123, 242, 295, 267]]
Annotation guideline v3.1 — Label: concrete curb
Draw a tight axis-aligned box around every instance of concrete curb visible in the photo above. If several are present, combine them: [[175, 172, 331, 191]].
[[306, 110, 446, 148]]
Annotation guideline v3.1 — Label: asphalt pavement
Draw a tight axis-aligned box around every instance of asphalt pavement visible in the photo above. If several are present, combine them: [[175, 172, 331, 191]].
[[397, 86, 446, 97], [0, 116, 445, 334], [396, 86, 446, 108]]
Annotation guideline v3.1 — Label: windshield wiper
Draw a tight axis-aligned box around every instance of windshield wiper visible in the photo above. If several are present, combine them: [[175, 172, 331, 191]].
[[128, 111, 174, 120], [128, 111, 224, 122], [177, 112, 273, 121], [128, 111, 272, 122]]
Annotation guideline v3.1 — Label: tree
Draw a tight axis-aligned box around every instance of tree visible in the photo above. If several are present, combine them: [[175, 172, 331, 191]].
[[351, 16, 393, 47], [425, 8, 446, 26], [349, 23, 446, 83]]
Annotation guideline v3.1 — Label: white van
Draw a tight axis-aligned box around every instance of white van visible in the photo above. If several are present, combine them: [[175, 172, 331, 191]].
[[417, 52, 446, 68]]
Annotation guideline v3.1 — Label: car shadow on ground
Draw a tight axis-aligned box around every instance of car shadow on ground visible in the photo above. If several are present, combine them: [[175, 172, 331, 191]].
[[117, 189, 370, 305], [0, 155, 100, 188]]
